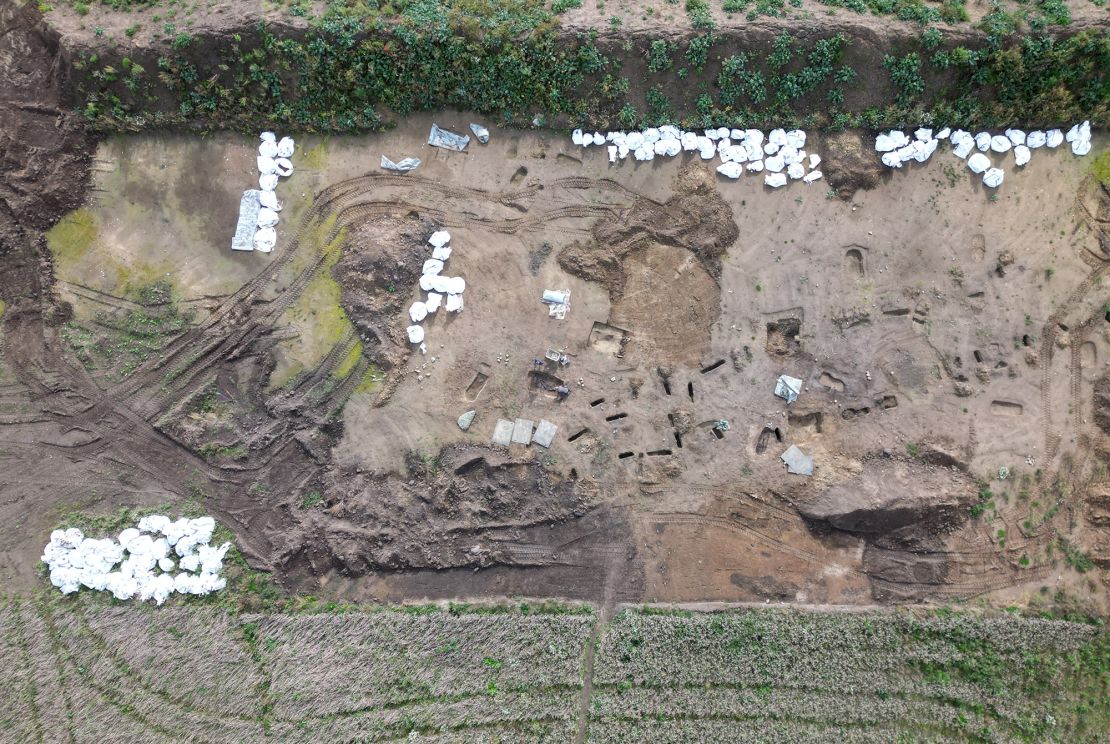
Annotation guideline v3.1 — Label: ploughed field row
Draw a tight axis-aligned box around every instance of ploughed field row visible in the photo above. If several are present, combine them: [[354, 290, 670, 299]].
[[1, 598, 1103, 742]]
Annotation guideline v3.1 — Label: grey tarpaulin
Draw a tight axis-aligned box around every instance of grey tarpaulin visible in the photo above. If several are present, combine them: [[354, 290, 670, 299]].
[[781, 445, 814, 476], [429, 124, 471, 152], [532, 419, 557, 448], [774, 375, 803, 404], [491, 419, 515, 446], [512, 418, 534, 445], [457, 410, 476, 432], [232, 190, 261, 251], [381, 154, 421, 172], [470, 123, 490, 144]]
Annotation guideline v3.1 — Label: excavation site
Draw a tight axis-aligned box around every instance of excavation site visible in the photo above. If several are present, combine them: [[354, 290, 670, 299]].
[[0, 0, 1108, 740]]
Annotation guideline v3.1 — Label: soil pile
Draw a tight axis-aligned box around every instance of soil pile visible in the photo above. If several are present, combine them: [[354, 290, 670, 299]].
[[558, 165, 737, 298], [334, 213, 428, 372], [821, 130, 886, 199], [797, 459, 977, 537], [275, 444, 592, 580]]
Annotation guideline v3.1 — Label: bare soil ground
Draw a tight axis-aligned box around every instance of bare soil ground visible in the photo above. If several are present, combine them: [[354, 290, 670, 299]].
[[1, 3, 1109, 618], [1, 104, 1107, 615]]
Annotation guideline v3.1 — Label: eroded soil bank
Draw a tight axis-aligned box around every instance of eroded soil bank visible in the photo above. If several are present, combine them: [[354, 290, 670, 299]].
[[1, 2, 1109, 615]]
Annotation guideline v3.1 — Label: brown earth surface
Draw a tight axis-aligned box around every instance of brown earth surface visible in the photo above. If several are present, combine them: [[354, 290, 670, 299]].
[[0, 3, 1108, 617]]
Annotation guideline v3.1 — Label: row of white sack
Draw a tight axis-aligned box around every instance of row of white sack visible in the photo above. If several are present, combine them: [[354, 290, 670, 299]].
[[259, 134, 295, 159], [254, 132, 295, 253], [408, 291, 464, 324], [878, 122, 1092, 189], [48, 566, 227, 603], [408, 229, 465, 349], [877, 122, 1092, 169], [573, 126, 816, 170], [574, 126, 807, 150], [45, 539, 229, 581]]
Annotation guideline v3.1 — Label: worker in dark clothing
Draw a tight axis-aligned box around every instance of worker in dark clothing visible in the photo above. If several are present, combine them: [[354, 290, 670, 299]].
[[555, 384, 570, 401]]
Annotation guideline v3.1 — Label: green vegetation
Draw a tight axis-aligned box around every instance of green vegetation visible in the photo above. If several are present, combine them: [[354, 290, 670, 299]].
[[61, 280, 194, 380], [1092, 149, 1110, 187], [269, 215, 353, 389], [816, 0, 954, 24], [723, 0, 800, 19], [685, 0, 716, 29], [197, 442, 247, 460], [592, 608, 1107, 742], [884, 51, 925, 107], [45, 208, 98, 270], [647, 39, 674, 73], [6, 598, 1104, 741], [69, 0, 1108, 133], [1059, 537, 1095, 573], [971, 480, 994, 519]]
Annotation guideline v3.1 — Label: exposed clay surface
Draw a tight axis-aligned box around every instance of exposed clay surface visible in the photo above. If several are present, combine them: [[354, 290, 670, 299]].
[[1, 5, 1108, 615]]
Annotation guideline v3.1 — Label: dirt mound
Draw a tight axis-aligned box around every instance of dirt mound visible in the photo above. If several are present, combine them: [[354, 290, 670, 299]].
[[335, 213, 428, 373], [822, 130, 885, 199], [797, 459, 976, 537], [275, 444, 592, 580], [1094, 372, 1110, 437], [558, 165, 733, 364], [558, 165, 737, 298], [0, 5, 89, 229]]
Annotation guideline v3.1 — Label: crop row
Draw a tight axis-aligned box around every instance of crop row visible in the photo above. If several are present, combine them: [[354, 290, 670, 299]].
[[1, 597, 1103, 741], [251, 611, 594, 716]]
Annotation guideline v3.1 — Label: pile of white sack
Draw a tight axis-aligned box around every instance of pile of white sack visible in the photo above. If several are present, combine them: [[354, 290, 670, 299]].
[[254, 132, 296, 253], [41, 515, 231, 605], [875, 121, 1093, 189], [406, 229, 465, 353], [572, 126, 823, 188]]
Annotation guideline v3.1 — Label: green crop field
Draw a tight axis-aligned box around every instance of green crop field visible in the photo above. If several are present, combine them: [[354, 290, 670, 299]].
[[1, 597, 1104, 742]]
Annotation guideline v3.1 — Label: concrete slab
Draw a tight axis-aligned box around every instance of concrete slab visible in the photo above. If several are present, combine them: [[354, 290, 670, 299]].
[[512, 418, 534, 445], [532, 419, 557, 448], [781, 444, 814, 476], [491, 419, 514, 446]]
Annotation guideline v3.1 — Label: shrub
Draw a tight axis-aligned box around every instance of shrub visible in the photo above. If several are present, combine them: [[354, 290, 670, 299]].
[[686, 0, 716, 29], [685, 33, 715, 71], [647, 39, 673, 72], [883, 51, 924, 106]]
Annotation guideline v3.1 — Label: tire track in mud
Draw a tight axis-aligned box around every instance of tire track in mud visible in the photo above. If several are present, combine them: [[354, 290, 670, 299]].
[[301, 329, 359, 392], [107, 172, 628, 413], [20, 168, 648, 584], [646, 512, 869, 578], [1071, 337, 1084, 431], [869, 566, 1054, 599], [1038, 263, 1109, 459], [323, 358, 371, 419]]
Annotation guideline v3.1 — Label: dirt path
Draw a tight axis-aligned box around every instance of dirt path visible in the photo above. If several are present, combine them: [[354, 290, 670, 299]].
[[573, 544, 627, 744]]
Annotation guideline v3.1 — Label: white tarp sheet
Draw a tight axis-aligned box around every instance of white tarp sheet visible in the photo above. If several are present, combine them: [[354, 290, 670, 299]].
[[781, 445, 814, 476], [774, 375, 803, 404], [232, 190, 261, 252], [429, 124, 470, 151], [381, 154, 421, 172], [470, 123, 490, 143]]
